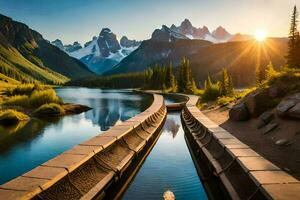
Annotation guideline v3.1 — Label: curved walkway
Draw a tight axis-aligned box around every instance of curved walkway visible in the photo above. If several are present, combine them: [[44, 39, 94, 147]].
[[181, 95, 300, 200]]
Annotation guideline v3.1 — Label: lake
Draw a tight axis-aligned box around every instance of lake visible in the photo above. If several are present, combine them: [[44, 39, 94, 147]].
[[0, 87, 152, 184]]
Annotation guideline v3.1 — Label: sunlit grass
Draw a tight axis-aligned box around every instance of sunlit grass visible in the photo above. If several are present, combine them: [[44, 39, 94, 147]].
[[33, 103, 64, 117], [2, 85, 62, 108]]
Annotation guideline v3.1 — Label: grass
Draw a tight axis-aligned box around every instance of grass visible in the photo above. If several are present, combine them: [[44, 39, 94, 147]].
[[5, 84, 51, 96], [266, 67, 300, 93], [33, 103, 64, 117], [2, 95, 30, 107], [2, 84, 62, 108], [0, 109, 29, 125], [0, 46, 69, 84], [29, 89, 62, 107], [216, 96, 236, 106]]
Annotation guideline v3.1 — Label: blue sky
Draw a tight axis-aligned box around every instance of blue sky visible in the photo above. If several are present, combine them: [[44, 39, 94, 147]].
[[0, 0, 299, 44]]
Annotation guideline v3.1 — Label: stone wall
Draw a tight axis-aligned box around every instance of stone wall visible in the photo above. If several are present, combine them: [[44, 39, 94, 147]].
[[0, 94, 167, 200], [181, 95, 300, 200]]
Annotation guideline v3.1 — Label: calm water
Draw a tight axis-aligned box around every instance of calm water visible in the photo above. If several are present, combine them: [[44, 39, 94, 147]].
[[122, 112, 208, 200], [0, 87, 152, 184]]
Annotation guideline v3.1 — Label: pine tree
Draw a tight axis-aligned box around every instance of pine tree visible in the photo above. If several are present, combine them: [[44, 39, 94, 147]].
[[220, 68, 233, 95], [165, 63, 177, 92], [287, 5, 300, 68], [177, 57, 197, 94], [220, 68, 229, 95]]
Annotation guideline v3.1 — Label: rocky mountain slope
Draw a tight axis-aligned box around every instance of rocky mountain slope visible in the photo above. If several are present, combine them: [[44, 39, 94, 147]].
[[106, 36, 287, 86], [0, 14, 94, 84], [52, 29, 141, 74], [169, 19, 233, 43], [105, 38, 212, 75]]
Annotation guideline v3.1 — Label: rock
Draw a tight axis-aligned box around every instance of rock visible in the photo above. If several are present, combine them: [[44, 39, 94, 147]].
[[245, 89, 271, 117], [287, 102, 300, 119], [163, 190, 175, 200], [229, 102, 250, 121], [268, 86, 286, 98], [261, 122, 278, 134], [287, 93, 300, 101], [98, 28, 121, 56], [120, 36, 141, 48], [276, 99, 296, 117], [257, 110, 274, 129], [275, 139, 289, 146], [63, 104, 92, 115], [276, 93, 300, 118]]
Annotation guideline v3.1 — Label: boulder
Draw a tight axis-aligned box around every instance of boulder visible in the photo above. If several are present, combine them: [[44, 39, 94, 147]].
[[268, 86, 286, 98], [288, 102, 300, 119], [229, 102, 250, 121], [245, 89, 271, 117], [276, 93, 300, 118], [276, 99, 296, 117], [260, 110, 274, 123], [257, 110, 274, 129], [275, 139, 289, 146]]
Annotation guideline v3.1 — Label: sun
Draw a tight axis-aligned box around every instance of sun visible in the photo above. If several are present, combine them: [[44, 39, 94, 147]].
[[254, 29, 267, 42]]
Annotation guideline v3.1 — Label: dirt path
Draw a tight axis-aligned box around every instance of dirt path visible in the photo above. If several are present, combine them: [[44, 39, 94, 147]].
[[203, 107, 300, 180]]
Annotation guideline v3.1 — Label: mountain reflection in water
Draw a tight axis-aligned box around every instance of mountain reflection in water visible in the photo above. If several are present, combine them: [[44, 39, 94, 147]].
[[164, 118, 180, 138], [0, 88, 152, 184]]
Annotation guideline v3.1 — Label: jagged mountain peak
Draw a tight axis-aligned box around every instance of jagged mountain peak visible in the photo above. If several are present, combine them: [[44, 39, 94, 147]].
[[212, 26, 231, 41], [52, 27, 140, 74], [164, 19, 232, 42], [181, 18, 193, 27], [151, 25, 189, 42], [201, 26, 209, 32], [100, 28, 112, 35]]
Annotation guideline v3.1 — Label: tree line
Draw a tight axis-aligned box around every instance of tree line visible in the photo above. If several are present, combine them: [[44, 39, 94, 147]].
[[71, 57, 198, 94]]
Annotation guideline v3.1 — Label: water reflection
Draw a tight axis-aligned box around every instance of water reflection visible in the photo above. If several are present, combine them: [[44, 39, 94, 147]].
[[164, 118, 180, 138], [0, 88, 152, 184], [122, 113, 207, 200]]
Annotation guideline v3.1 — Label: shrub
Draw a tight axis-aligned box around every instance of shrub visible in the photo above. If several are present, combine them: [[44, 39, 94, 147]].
[[29, 89, 62, 107], [267, 67, 300, 86], [1, 95, 30, 107], [202, 81, 221, 102], [33, 103, 64, 117], [5, 84, 50, 96], [0, 109, 29, 125], [2, 89, 62, 108]]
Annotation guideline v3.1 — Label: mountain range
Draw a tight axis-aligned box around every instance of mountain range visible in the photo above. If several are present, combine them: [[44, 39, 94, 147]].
[[0, 14, 94, 84], [53, 19, 234, 75], [0, 14, 288, 87], [52, 29, 141, 74]]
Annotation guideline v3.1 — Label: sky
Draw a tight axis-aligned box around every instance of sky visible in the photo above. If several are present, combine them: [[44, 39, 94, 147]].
[[0, 0, 299, 44]]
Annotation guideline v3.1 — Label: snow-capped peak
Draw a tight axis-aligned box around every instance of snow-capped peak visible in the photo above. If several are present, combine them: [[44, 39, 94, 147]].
[[52, 28, 141, 74], [166, 19, 233, 43]]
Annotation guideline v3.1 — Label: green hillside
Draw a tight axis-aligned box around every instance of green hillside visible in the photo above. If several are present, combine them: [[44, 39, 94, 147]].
[[0, 14, 94, 84]]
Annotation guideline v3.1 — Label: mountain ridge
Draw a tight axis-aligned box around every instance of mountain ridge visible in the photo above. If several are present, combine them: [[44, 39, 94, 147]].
[[52, 29, 141, 74], [0, 14, 94, 84]]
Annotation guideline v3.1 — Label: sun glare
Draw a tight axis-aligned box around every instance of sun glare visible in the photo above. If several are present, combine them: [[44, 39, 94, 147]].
[[254, 29, 267, 42]]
